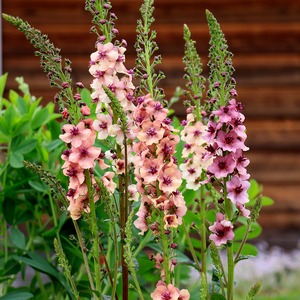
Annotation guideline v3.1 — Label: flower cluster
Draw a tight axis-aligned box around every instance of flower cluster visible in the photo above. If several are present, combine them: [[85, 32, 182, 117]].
[[59, 120, 101, 219], [206, 98, 250, 214], [204, 97, 250, 245], [133, 95, 187, 234], [89, 41, 137, 189], [180, 112, 213, 190]]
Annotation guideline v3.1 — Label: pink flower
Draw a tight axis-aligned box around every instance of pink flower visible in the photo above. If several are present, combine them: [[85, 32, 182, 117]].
[[217, 131, 249, 152], [202, 121, 220, 143], [164, 214, 182, 229], [137, 120, 165, 145], [151, 281, 180, 300], [233, 149, 250, 177], [236, 202, 250, 218], [178, 289, 190, 300], [156, 135, 180, 160], [102, 171, 117, 193], [69, 139, 101, 169], [90, 42, 119, 71], [80, 105, 91, 116], [128, 184, 139, 202], [208, 153, 236, 179], [145, 98, 168, 121], [140, 158, 163, 184], [209, 213, 234, 246], [63, 163, 85, 189], [59, 122, 92, 148], [213, 105, 238, 124], [182, 121, 206, 146], [158, 165, 182, 194], [93, 114, 113, 139], [226, 176, 250, 204], [133, 203, 149, 235]]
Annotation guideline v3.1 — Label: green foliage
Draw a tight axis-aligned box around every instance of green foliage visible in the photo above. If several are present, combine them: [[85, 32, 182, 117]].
[[0, 75, 70, 297]]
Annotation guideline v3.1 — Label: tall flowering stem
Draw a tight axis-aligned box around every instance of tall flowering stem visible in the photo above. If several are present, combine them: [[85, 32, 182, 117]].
[[135, 0, 165, 100], [205, 9, 251, 299], [182, 24, 209, 281]]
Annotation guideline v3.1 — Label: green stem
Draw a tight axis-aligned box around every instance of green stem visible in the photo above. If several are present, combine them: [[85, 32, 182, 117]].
[[73, 220, 96, 294], [234, 220, 252, 264], [227, 242, 234, 300], [182, 222, 201, 272], [85, 170, 102, 299], [131, 268, 145, 300]]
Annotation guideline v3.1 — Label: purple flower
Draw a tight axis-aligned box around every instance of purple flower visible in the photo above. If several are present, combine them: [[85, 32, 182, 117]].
[[208, 154, 235, 179], [226, 176, 250, 204], [217, 131, 249, 152], [209, 213, 234, 246]]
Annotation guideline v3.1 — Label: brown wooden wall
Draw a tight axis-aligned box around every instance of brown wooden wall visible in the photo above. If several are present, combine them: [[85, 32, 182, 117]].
[[2, 0, 300, 241]]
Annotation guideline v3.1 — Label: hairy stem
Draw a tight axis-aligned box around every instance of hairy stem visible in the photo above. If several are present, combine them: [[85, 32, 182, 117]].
[[73, 220, 96, 295]]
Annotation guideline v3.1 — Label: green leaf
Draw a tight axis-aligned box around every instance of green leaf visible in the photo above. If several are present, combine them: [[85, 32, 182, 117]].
[[17, 96, 28, 115], [10, 227, 26, 250], [28, 180, 48, 193], [16, 252, 61, 279], [12, 116, 30, 137], [247, 179, 262, 200], [235, 254, 256, 264], [0, 291, 33, 300], [32, 107, 49, 129], [45, 139, 63, 152], [233, 242, 258, 256], [9, 152, 24, 168], [2, 197, 16, 225], [8, 89, 19, 105], [15, 210, 34, 225], [0, 73, 8, 99], [0, 259, 21, 276], [14, 138, 38, 154], [234, 223, 262, 241], [261, 196, 274, 206], [0, 117, 9, 136], [4, 105, 17, 130]]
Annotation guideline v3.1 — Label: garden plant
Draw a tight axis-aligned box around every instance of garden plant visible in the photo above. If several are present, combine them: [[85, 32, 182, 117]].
[[1, 0, 275, 299]]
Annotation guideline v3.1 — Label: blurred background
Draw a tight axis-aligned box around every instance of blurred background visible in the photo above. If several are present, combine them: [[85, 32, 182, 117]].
[[2, 0, 300, 249]]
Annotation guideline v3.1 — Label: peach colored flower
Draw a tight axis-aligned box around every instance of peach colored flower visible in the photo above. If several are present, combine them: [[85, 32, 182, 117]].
[[137, 120, 165, 146], [69, 142, 101, 170], [93, 113, 113, 139], [151, 281, 180, 300], [59, 121, 91, 148], [158, 165, 182, 194], [102, 171, 117, 193]]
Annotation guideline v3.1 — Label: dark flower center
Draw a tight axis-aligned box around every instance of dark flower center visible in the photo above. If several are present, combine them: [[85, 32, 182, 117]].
[[80, 148, 89, 157], [218, 161, 227, 170], [70, 127, 79, 136], [149, 166, 158, 175], [161, 292, 172, 300], [234, 184, 243, 194], [163, 176, 172, 186], [225, 136, 234, 144], [146, 127, 157, 137], [216, 229, 225, 237]]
